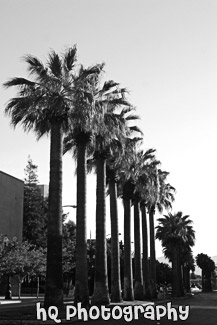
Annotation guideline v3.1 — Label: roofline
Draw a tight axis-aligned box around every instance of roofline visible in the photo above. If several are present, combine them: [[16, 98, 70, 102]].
[[0, 171, 24, 183]]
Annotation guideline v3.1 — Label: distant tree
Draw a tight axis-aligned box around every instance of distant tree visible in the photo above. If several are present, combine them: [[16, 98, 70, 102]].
[[196, 253, 215, 292], [0, 239, 46, 298], [28, 247, 46, 298], [23, 157, 47, 248], [62, 219, 76, 245], [156, 261, 172, 285], [62, 220, 76, 275]]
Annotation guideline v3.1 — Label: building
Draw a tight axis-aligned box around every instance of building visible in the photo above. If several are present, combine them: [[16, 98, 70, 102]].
[[0, 171, 24, 241]]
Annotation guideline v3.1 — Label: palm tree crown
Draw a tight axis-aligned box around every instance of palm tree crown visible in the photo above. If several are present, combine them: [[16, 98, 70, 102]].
[[156, 212, 195, 251], [4, 47, 78, 136]]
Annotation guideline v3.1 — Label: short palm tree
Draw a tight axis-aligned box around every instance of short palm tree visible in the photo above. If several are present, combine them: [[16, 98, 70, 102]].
[[196, 253, 215, 292], [156, 212, 195, 297], [4, 47, 78, 308]]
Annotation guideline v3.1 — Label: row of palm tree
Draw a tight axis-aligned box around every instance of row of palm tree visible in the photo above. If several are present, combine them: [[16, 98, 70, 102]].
[[3, 46, 195, 308]]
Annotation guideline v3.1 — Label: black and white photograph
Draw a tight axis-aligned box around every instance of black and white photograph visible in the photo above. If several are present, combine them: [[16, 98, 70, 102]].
[[0, 0, 217, 323]]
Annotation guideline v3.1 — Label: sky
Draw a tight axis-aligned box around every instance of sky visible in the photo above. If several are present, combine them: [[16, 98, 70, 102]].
[[0, 0, 217, 259]]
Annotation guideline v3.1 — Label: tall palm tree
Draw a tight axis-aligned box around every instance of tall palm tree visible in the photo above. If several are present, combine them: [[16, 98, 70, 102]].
[[118, 145, 155, 301], [140, 201, 149, 297], [4, 47, 78, 308], [134, 149, 159, 299], [90, 85, 141, 305], [156, 212, 195, 297], [133, 191, 143, 300], [106, 162, 122, 302], [147, 169, 175, 298], [63, 63, 105, 307], [122, 179, 135, 301], [106, 109, 142, 303]]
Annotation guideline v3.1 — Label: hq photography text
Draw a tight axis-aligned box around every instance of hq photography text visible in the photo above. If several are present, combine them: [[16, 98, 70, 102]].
[[36, 302, 190, 323]]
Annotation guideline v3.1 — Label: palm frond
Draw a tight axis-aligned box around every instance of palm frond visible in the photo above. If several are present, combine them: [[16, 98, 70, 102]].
[[119, 105, 135, 117], [145, 148, 156, 156], [48, 51, 62, 78], [79, 63, 105, 81], [63, 46, 77, 71], [63, 134, 75, 154], [101, 80, 119, 93], [129, 125, 143, 134], [23, 55, 47, 79], [124, 114, 140, 121], [87, 157, 96, 173], [3, 78, 36, 88]]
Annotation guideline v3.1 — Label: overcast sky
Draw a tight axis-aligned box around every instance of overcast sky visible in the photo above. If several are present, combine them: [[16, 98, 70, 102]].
[[0, 0, 217, 258]]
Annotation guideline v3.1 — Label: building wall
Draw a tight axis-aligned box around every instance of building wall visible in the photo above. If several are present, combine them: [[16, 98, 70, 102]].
[[0, 171, 24, 241]]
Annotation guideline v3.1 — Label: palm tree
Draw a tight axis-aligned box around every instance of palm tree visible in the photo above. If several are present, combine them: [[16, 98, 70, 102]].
[[118, 145, 153, 301], [4, 47, 78, 308], [107, 166, 122, 302], [63, 63, 105, 307], [131, 149, 158, 300], [90, 85, 141, 305], [182, 247, 195, 293], [133, 191, 143, 300], [147, 169, 175, 298], [140, 201, 149, 297], [106, 109, 142, 303], [156, 212, 195, 297], [122, 179, 135, 301], [196, 253, 215, 292]]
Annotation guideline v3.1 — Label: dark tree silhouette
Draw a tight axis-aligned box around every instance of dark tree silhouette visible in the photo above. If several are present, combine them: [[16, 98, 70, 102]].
[[196, 253, 215, 292]]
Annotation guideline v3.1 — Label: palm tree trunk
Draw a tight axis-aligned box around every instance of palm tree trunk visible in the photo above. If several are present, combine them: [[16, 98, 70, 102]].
[[183, 265, 191, 293], [149, 205, 157, 298], [203, 271, 212, 292], [172, 247, 184, 297], [202, 270, 205, 291], [109, 175, 122, 302], [91, 155, 110, 305], [133, 198, 143, 300], [18, 281, 21, 300], [141, 202, 149, 298], [74, 138, 89, 307], [178, 263, 184, 296], [172, 247, 180, 297], [44, 121, 63, 309], [123, 195, 134, 301], [37, 276, 40, 299]]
